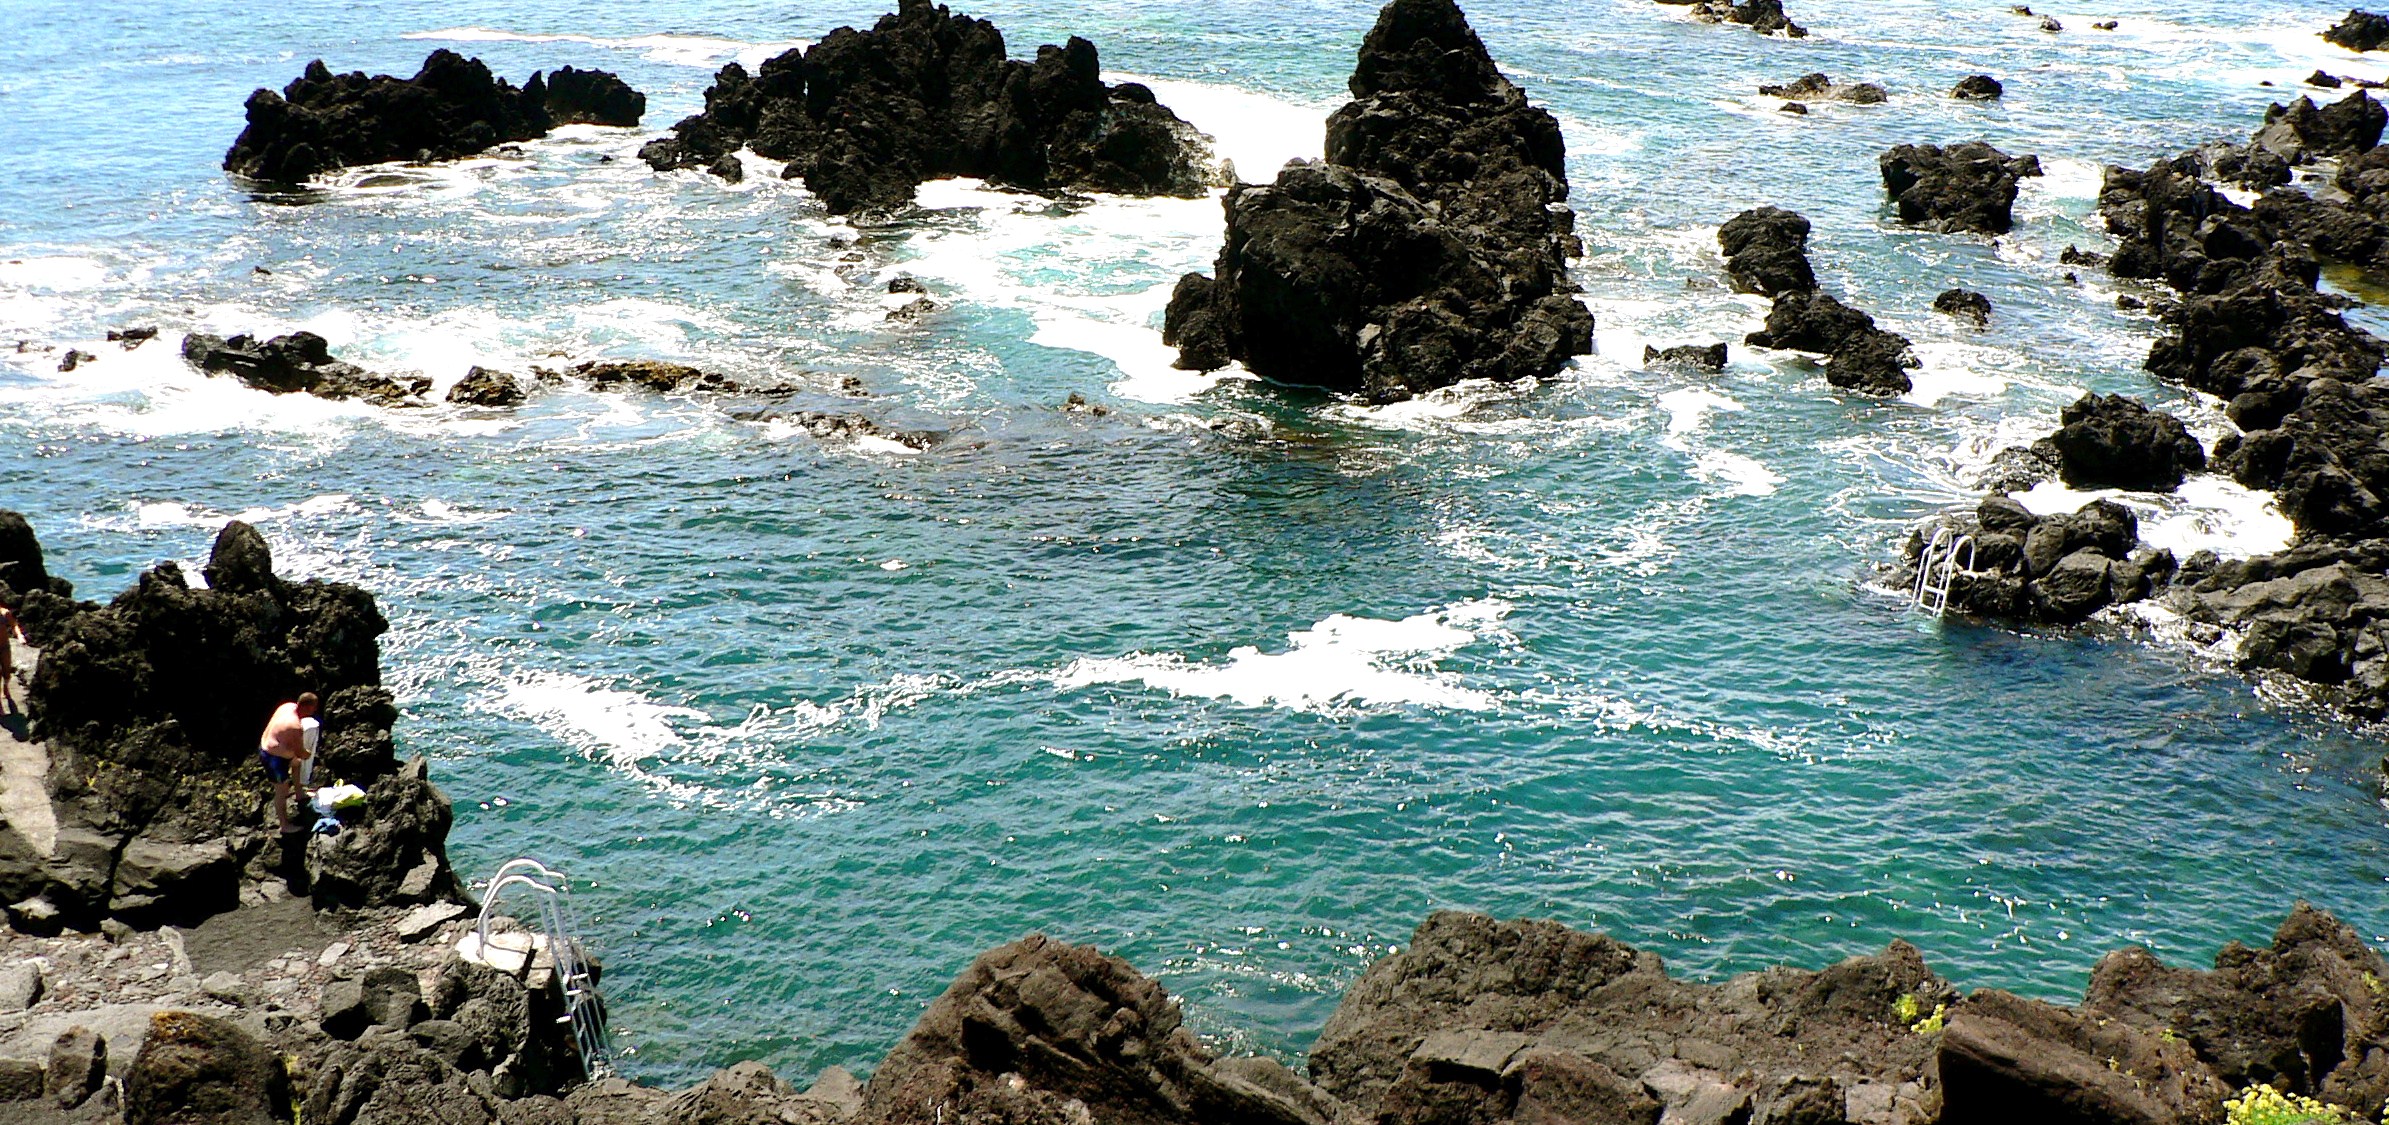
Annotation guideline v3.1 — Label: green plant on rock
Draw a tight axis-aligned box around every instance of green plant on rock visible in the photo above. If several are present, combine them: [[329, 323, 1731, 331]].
[[1912, 1003, 1946, 1036], [2222, 1084, 2362, 1125], [1893, 992, 1921, 1025]]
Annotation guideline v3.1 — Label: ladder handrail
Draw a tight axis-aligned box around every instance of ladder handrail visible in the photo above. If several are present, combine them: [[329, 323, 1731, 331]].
[[473, 858, 613, 1076], [1913, 529, 1975, 619]]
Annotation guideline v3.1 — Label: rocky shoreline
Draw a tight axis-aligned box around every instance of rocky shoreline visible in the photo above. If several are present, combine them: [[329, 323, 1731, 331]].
[[3, 512, 2386, 1124]]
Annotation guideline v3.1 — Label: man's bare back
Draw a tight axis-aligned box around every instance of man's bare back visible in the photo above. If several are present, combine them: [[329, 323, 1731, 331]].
[[260, 700, 312, 760]]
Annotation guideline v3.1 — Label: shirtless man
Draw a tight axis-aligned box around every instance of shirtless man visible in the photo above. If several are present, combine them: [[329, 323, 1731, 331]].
[[259, 692, 318, 833], [0, 604, 25, 715]]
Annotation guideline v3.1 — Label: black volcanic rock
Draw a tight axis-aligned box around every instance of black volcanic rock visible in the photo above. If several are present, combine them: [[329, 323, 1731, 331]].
[[1748, 289, 1918, 395], [223, 50, 645, 183], [1661, 0, 1809, 37], [1719, 205, 1817, 297], [0, 510, 71, 609], [1952, 74, 2004, 100], [2042, 393, 2207, 492], [1880, 141, 2042, 235], [182, 331, 429, 406], [526, 65, 644, 127], [2252, 91, 2387, 165], [637, 0, 1218, 214], [1161, 0, 1592, 402], [1759, 73, 1886, 103], [1934, 287, 1992, 325], [5, 519, 461, 930], [2326, 9, 2389, 51], [1644, 343, 1728, 370], [445, 365, 526, 407]]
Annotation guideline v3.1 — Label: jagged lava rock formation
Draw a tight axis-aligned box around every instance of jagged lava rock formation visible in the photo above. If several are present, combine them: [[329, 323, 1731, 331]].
[[1718, 206, 1917, 395], [182, 332, 430, 407], [1162, 0, 1593, 403], [224, 50, 645, 183], [1880, 142, 2043, 236], [0, 515, 461, 933], [638, 0, 1219, 213]]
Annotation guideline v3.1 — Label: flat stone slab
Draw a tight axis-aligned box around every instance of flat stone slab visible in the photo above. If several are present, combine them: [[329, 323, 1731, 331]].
[[395, 902, 466, 943]]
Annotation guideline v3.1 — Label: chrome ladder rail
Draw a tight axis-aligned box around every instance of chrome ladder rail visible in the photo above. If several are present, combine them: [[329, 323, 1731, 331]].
[[473, 858, 612, 1076], [1912, 529, 1976, 619]]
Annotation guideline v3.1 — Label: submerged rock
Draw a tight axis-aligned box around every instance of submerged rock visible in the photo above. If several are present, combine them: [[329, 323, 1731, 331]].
[[2326, 8, 2389, 52], [181, 332, 429, 406], [1161, 0, 1592, 403], [223, 50, 644, 183], [1880, 141, 2042, 235], [2041, 392, 2207, 492], [639, 0, 1219, 213]]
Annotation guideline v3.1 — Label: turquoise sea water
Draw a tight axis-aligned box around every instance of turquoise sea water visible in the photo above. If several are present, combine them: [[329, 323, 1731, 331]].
[[6, 0, 2389, 1087]]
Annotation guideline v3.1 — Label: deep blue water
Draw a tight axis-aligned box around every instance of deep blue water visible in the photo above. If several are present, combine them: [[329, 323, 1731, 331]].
[[6, 0, 2389, 1087]]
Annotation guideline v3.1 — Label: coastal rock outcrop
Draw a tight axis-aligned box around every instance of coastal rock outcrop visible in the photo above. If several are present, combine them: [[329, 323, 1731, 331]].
[[857, 933, 1333, 1125], [1657, 0, 1809, 38], [446, 365, 527, 407], [1719, 205, 1917, 395], [2, 515, 461, 931], [224, 51, 645, 183], [1880, 141, 2043, 235], [1161, 0, 1593, 402], [2041, 393, 2207, 491], [1718, 205, 1817, 297], [1951, 74, 2004, 100], [182, 332, 429, 406], [1904, 494, 2171, 624], [1934, 287, 1992, 325], [2326, 9, 2389, 52], [1760, 73, 1887, 103], [637, 0, 1219, 213]]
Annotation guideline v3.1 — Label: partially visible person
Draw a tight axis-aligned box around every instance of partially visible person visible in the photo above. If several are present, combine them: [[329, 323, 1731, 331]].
[[0, 603, 24, 715], [258, 692, 318, 833]]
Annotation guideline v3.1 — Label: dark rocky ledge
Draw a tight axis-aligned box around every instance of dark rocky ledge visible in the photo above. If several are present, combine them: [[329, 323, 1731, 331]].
[[183, 332, 431, 407], [1892, 92, 2389, 721], [1718, 206, 1918, 395], [1879, 142, 2042, 236], [1655, 0, 1809, 38], [1161, 0, 1593, 403], [2327, 8, 2389, 52], [1, 514, 461, 937], [224, 50, 645, 184], [637, 0, 1221, 214]]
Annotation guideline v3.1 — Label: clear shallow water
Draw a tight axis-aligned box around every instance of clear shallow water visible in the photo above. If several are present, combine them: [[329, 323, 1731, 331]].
[[6, 0, 2389, 1086]]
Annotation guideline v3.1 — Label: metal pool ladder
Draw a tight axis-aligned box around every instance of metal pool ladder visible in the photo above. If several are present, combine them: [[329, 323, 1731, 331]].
[[470, 858, 613, 1077], [1912, 527, 1975, 619]]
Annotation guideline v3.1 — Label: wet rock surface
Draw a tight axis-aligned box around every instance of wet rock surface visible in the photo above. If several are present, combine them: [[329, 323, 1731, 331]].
[[1951, 74, 2004, 100], [182, 332, 429, 406], [638, 0, 1218, 214], [1760, 72, 1887, 103], [1879, 141, 2042, 235], [1658, 0, 1808, 38], [1720, 206, 1916, 395], [2326, 9, 2389, 52], [1163, 0, 1592, 403], [445, 366, 526, 407], [1934, 287, 1992, 325], [223, 50, 644, 184], [2041, 392, 2207, 492]]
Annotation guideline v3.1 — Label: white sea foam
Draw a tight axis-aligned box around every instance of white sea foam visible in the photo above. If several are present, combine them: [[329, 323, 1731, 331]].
[[131, 494, 358, 531], [493, 670, 712, 800], [2011, 475, 2294, 558], [885, 77, 1327, 405], [404, 27, 807, 70], [1656, 387, 1740, 447], [1051, 599, 1511, 714]]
